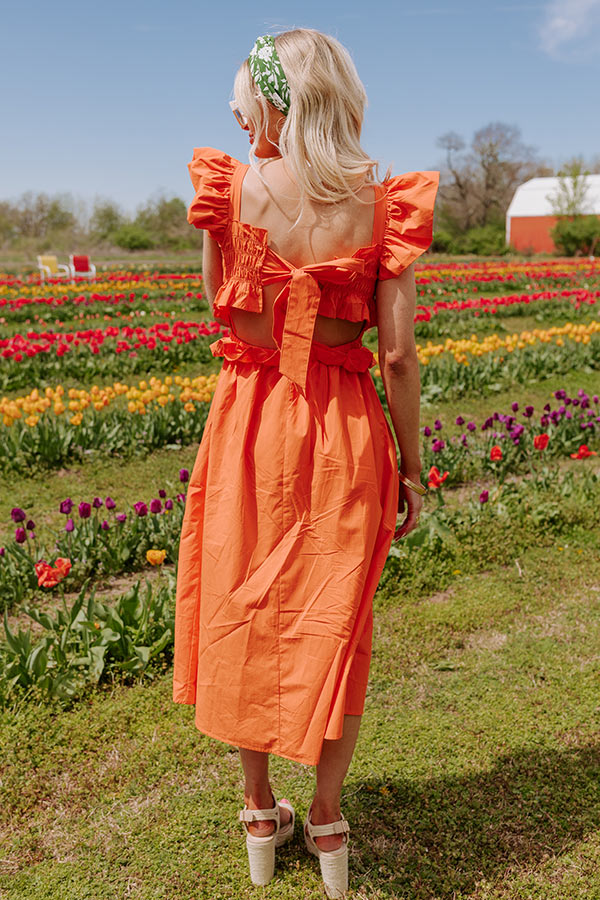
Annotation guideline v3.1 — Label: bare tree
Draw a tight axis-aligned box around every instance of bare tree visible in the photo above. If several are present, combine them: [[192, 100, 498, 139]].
[[436, 122, 551, 234]]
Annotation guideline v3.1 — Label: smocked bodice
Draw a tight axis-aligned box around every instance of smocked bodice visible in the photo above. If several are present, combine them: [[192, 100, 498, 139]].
[[187, 147, 439, 391]]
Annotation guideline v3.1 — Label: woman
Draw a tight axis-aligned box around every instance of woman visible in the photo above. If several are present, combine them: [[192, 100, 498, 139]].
[[173, 28, 438, 898]]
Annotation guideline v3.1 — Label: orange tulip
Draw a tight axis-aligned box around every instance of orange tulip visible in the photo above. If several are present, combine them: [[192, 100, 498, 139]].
[[146, 549, 166, 566]]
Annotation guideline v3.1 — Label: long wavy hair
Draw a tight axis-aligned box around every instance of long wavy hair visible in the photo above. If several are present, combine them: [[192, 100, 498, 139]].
[[233, 28, 382, 206]]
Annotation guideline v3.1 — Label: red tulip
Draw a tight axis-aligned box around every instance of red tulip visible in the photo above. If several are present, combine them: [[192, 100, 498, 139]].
[[427, 466, 449, 489], [570, 444, 598, 459]]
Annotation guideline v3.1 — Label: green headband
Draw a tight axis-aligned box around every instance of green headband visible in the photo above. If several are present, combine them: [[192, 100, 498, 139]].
[[248, 34, 291, 116]]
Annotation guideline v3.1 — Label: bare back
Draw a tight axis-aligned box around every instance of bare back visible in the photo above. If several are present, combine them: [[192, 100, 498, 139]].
[[230, 159, 377, 348]]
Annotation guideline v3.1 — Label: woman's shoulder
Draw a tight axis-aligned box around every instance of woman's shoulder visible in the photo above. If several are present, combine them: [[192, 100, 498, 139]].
[[188, 147, 245, 188], [187, 147, 246, 237], [378, 170, 440, 279]]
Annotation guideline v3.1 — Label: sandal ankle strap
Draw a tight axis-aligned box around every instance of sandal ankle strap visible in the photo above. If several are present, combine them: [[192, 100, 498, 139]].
[[306, 814, 350, 839], [239, 795, 280, 825]]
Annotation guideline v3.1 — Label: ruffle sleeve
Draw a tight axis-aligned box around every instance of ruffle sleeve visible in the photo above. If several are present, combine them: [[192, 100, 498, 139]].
[[378, 171, 440, 279], [187, 147, 238, 243]]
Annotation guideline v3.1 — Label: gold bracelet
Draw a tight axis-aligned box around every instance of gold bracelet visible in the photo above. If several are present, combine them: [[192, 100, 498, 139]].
[[398, 472, 427, 496]]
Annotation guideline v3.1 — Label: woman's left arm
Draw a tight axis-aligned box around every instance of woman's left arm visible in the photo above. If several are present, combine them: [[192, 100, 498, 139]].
[[202, 233, 227, 323]]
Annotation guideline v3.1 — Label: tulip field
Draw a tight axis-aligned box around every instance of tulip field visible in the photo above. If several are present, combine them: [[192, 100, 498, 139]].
[[1, 257, 600, 900]]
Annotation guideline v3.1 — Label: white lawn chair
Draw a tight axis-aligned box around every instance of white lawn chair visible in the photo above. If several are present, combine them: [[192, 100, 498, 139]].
[[37, 255, 71, 282]]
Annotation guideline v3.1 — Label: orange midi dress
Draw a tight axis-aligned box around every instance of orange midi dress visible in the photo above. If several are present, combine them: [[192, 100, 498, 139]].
[[173, 147, 439, 765]]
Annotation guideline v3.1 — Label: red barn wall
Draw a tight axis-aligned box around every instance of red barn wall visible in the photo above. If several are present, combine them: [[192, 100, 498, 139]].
[[509, 214, 600, 253], [509, 216, 559, 252]]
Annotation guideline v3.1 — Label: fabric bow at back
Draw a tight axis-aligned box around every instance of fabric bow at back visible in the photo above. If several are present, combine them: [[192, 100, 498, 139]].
[[270, 257, 366, 393]]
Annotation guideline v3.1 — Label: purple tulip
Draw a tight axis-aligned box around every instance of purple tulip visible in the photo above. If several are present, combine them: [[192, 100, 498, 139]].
[[431, 439, 446, 453], [479, 490, 489, 504], [467, 421, 476, 432], [565, 397, 572, 406], [158, 489, 167, 498], [105, 496, 116, 509], [434, 419, 443, 431], [101, 520, 109, 530], [423, 425, 432, 437], [92, 497, 103, 509], [150, 498, 162, 514], [176, 493, 186, 503], [455, 415, 464, 426], [65, 518, 74, 532], [165, 498, 174, 510], [578, 389, 586, 397], [460, 433, 468, 447], [566, 410, 573, 420], [523, 406, 534, 418], [179, 468, 189, 483], [26, 519, 35, 531], [593, 395, 599, 404], [134, 502, 148, 517], [59, 498, 73, 515], [540, 415, 550, 427], [0, 547, 5, 557], [79, 502, 91, 519], [11, 507, 26, 523], [554, 389, 566, 400], [543, 403, 551, 412], [511, 402, 519, 412], [572, 398, 580, 407], [15, 527, 27, 543], [116, 513, 127, 524]]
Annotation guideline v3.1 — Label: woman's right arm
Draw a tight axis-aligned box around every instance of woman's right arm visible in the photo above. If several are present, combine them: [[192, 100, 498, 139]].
[[375, 262, 424, 538], [202, 232, 227, 324]]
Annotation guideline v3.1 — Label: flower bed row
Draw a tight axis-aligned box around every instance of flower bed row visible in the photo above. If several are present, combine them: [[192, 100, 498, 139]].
[[414, 289, 600, 334], [0, 320, 228, 391], [0, 272, 204, 293], [0, 472, 190, 609], [373, 322, 600, 401], [420, 384, 599, 485], [0, 376, 214, 472]]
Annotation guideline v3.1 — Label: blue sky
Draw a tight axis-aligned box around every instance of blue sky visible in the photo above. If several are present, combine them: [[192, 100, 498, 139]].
[[2, 0, 600, 215]]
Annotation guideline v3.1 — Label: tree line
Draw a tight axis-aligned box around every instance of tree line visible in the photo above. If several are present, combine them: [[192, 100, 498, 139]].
[[0, 194, 202, 255], [1, 122, 599, 257]]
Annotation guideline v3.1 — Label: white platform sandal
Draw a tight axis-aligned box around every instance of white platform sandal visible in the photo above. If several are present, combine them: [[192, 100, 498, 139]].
[[239, 795, 295, 886], [304, 808, 350, 898]]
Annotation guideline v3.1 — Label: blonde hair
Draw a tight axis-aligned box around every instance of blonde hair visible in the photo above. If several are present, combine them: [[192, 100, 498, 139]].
[[233, 28, 381, 205]]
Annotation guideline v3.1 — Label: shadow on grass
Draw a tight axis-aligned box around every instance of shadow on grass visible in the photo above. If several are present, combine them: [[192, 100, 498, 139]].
[[341, 740, 600, 898]]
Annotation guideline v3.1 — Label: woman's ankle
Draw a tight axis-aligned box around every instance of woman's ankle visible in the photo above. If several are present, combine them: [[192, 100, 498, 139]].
[[244, 786, 274, 810], [310, 794, 341, 824]]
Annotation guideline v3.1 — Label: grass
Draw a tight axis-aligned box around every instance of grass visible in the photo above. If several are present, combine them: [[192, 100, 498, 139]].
[[1, 536, 599, 899]]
